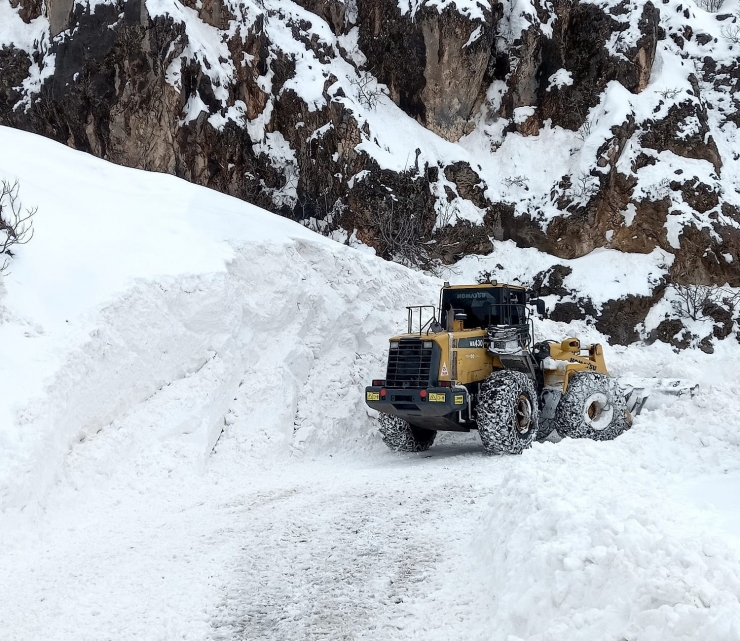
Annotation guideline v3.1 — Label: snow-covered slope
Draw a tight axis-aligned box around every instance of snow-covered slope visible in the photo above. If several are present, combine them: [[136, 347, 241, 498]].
[[0, 124, 440, 512], [2, 126, 740, 640]]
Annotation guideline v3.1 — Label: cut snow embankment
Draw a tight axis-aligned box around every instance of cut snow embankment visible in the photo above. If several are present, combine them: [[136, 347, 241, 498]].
[[465, 338, 740, 640], [474, 437, 740, 640], [0, 125, 438, 514]]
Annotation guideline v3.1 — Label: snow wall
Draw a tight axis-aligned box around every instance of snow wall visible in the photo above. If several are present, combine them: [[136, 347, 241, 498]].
[[0, 125, 442, 512]]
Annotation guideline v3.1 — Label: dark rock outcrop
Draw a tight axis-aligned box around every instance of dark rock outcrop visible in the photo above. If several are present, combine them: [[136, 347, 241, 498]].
[[358, 0, 496, 141], [596, 291, 665, 346], [0, 46, 30, 114]]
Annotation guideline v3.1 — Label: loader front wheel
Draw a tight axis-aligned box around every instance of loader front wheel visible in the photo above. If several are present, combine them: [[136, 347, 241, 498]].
[[378, 414, 436, 452], [555, 372, 632, 441], [476, 371, 538, 455]]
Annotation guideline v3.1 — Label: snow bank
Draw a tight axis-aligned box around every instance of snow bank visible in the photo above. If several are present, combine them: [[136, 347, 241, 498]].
[[0, 125, 437, 513], [472, 342, 740, 640], [476, 454, 740, 640]]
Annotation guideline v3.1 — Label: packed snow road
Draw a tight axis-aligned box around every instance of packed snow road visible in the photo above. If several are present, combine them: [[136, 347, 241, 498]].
[[0, 434, 508, 641], [210, 437, 496, 641], [5, 399, 740, 641], [6, 387, 740, 641]]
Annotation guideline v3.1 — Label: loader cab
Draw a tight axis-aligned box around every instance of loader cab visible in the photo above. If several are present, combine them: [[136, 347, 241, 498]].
[[440, 284, 529, 339]]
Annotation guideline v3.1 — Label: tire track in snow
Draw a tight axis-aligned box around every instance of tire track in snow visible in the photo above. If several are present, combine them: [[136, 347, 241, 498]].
[[209, 446, 502, 641]]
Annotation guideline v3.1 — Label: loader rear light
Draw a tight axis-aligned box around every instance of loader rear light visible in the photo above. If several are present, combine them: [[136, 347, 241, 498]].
[[380, 389, 387, 398], [419, 389, 427, 399], [372, 379, 385, 387], [438, 381, 452, 387]]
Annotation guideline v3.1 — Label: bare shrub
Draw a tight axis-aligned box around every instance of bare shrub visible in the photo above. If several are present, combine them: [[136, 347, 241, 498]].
[[503, 175, 529, 189], [0, 180, 36, 275], [298, 191, 346, 238], [721, 13, 740, 43], [371, 197, 434, 271], [477, 270, 499, 284], [658, 88, 681, 100], [576, 118, 595, 141], [435, 201, 458, 228], [697, 0, 724, 12], [670, 284, 737, 321], [645, 177, 673, 201], [568, 173, 599, 202], [720, 288, 740, 311], [349, 71, 383, 110]]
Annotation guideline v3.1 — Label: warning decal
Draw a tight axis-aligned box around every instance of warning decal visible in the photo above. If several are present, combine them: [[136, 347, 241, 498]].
[[441, 362, 448, 376]]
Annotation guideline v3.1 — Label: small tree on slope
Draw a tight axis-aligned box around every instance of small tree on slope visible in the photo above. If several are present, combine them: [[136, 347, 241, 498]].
[[0, 180, 36, 275]]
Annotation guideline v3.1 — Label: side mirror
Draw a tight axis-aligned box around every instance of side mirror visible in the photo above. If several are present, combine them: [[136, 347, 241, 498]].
[[536, 299, 546, 316]]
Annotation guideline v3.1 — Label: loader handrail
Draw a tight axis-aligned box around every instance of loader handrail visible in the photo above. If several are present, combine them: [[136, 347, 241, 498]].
[[407, 305, 438, 335]]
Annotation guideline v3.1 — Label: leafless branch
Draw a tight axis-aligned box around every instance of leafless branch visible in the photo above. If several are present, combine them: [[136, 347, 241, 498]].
[[658, 87, 681, 100], [576, 117, 596, 142], [721, 13, 740, 43], [436, 201, 457, 228], [568, 173, 598, 203], [349, 71, 384, 110], [503, 175, 529, 189], [670, 284, 732, 321], [371, 197, 435, 271], [697, 0, 725, 12], [1, 180, 36, 274]]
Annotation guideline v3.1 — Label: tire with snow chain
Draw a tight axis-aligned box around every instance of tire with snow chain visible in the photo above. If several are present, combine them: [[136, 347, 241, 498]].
[[555, 372, 632, 441], [378, 414, 436, 452], [476, 371, 538, 455]]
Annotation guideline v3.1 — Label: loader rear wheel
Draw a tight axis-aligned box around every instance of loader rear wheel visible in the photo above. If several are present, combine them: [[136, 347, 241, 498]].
[[476, 371, 538, 455], [378, 414, 436, 452], [555, 372, 632, 441]]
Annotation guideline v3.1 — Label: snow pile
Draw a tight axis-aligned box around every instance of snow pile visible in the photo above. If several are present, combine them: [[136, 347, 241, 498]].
[[0, 124, 437, 513], [473, 343, 740, 640], [477, 457, 740, 640]]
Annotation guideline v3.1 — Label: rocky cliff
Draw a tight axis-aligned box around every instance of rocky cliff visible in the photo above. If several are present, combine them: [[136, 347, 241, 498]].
[[1, 0, 739, 344]]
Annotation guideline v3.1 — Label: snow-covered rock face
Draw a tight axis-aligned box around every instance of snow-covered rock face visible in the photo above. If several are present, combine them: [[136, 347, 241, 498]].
[[1, 0, 740, 343]]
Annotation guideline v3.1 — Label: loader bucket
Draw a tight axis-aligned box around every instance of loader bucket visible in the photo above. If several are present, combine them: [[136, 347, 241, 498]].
[[621, 378, 699, 416]]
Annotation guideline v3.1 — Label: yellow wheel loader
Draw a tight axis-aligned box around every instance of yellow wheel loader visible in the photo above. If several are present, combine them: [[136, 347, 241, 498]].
[[365, 281, 633, 454]]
